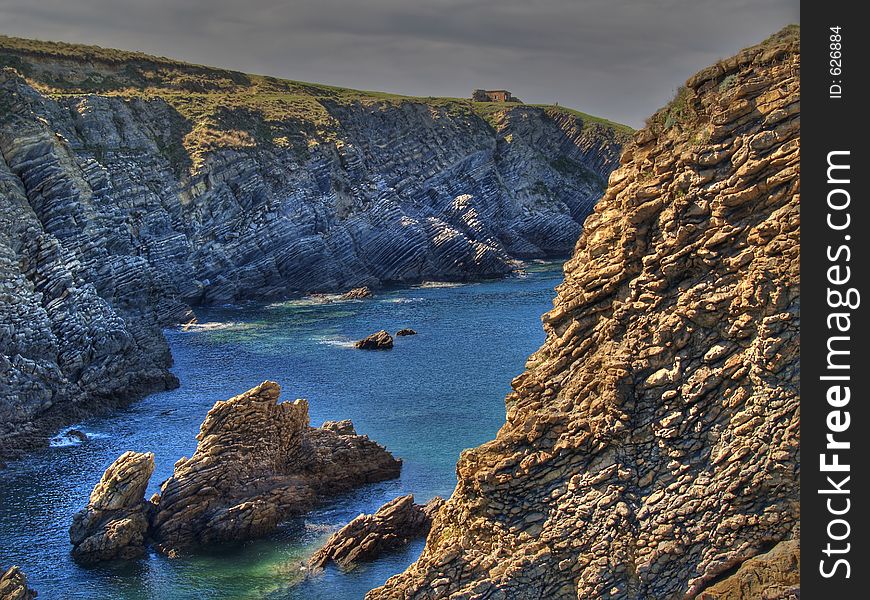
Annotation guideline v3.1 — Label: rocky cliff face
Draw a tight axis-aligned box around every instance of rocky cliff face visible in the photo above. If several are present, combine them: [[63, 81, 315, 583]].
[[0, 36, 629, 457], [371, 26, 799, 600], [0, 566, 37, 600]]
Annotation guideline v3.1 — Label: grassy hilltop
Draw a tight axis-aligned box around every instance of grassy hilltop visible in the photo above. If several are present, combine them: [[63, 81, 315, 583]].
[[0, 34, 632, 168]]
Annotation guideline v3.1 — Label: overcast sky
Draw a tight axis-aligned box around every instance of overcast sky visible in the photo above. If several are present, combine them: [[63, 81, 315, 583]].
[[0, 0, 798, 127]]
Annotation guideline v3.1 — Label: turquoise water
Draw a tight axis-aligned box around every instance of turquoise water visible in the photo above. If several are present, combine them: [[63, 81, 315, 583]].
[[0, 262, 563, 599]]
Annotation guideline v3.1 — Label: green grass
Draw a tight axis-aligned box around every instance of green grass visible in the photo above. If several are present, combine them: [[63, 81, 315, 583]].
[[530, 104, 634, 135], [0, 34, 633, 171]]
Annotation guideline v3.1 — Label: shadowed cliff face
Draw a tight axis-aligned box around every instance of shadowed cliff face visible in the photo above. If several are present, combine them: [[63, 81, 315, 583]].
[[0, 38, 628, 457], [370, 26, 799, 600]]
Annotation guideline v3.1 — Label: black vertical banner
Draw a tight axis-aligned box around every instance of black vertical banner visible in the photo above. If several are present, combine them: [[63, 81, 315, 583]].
[[802, 2, 868, 597]]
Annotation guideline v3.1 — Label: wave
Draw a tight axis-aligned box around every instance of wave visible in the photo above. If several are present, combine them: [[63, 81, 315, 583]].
[[383, 297, 425, 304], [179, 321, 251, 332], [267, 294, 345, 309], [416, 281, 463, 289], [310, 335, 356, 349], [49, 428, 108, 447]]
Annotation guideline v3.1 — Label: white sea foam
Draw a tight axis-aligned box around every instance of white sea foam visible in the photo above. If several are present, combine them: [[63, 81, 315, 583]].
[[49, 429, 108, 447], [383, 297, 425, 304], [267, 294, 345, 309], [417, 281, 463, 289], [179, 321, 247, 332], [311, 335, 356, 349]]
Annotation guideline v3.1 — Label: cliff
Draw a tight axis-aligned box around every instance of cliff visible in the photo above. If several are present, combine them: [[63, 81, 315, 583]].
[[371, 26, 799, 600], [0, 36, 630, 457]]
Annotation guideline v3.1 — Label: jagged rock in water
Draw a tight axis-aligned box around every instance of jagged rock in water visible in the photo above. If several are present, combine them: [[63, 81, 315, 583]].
[[371, 26, 800, 600], [150, 381, 401, 553], [395, 329, 417, 337], [69, 451, 154, 564], [320, 420, 356, 435], [309, 495, 445, 570], [0, 36, 629, 458], [0, 566, 37, 600], [355, 331, 394, 350], [341, 287, 374, 300], [697, 539, 799, 600], [66, 429, 88, 443]]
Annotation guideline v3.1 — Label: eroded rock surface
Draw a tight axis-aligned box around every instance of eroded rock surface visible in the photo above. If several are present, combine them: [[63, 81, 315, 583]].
[[342, 287, 374, 300], [697, 539, 799, 600], [0, 36, 628, 457], [0, 566, 37, 600], [395, 329, 417, 337], [69, 451, 154, 564], [371, 26, 800, 600], [309, 494, 445, 570], [355, 330, 394, 350], [149, 381, 401, 553]]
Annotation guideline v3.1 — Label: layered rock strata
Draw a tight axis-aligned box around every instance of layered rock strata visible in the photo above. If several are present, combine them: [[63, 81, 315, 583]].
[[69, 381, 401, 559], [0, 566, 37, 600], [342, 287, 374, 300], [371, 25, 800, 600], [69, 451, 154, 564], [355, 330, 394, 350], [309, 494, 445, 570], [151, 381, 402, 552], [697, 539, 799, 600], [0, 36, 629, 457]]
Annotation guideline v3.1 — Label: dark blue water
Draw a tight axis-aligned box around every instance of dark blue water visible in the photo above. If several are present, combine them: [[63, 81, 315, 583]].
[[0, 262, 563, 599]]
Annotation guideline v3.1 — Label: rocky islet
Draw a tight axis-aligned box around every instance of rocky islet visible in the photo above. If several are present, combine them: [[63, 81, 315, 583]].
[[0, 566, 37, 600], [68, 381, 402, 559], [69, 451, 154, 564], [308, 494, 445, 571]]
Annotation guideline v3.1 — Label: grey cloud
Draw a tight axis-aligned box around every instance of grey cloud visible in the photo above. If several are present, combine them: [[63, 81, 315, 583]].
[[0, 0, 799, 126]]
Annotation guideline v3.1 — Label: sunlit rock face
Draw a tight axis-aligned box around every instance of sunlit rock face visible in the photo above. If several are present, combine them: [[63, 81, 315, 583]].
[[370, 26, 800, 600]]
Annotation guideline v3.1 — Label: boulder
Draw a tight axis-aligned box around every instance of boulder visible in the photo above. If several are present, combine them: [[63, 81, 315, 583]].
[[149, 381, 401, 553], [66, 429, 88, 442], [354, 330, 393, 350], [309, 495, 444, 570], [697, 539, 800, 599], [395, 329, 417, 337], [69, 451, 154, 564], [0, 566, 37, 600], [341, 287, 374, 300]]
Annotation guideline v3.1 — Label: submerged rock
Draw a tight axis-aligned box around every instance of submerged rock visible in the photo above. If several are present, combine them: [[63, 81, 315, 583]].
[[309, 495, 444, 570], [371, 26, 800, 600], [395, 329, 417, 337], [341, 287, 374, 300], [66, 430, 88, 443], [69, 451, 154, 564], [149, 381, 401, 553], [354, 331, 394, 350], [0, 566, 37, 600]]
